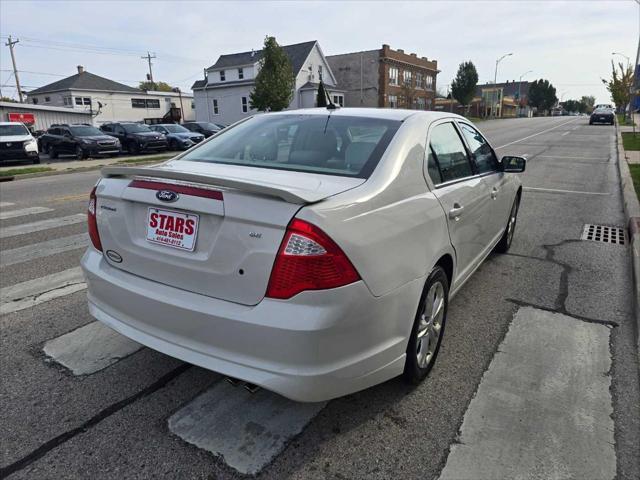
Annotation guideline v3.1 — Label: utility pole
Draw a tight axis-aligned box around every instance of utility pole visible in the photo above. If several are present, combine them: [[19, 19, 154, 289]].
[[5, 35, 23, 103], [142, 52, 156, 89]]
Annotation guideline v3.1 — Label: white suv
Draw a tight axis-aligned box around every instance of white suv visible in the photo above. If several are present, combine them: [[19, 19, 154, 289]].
[[0, 122, 40, 163]]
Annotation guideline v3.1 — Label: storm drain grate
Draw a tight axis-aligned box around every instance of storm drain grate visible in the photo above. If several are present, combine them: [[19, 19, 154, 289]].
[[581, 224, 625, 245]]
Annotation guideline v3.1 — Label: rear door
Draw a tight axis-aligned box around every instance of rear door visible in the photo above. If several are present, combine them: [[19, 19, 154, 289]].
[[425, 121, 493, 285], [457, 121, 511, 242]]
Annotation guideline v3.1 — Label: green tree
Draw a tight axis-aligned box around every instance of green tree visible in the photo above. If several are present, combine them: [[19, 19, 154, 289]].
[[580, 95, 595, 113], [250, 36, 294, 111], [528, 79, 557, 115], [317, 81, 327, 107], [602, 61, 633, 111], [562, 99, 580, 113], [138, 80, 174, 92], [451, 61, 478, 113]]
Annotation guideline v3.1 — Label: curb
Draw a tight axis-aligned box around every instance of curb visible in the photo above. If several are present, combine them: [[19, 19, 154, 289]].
[[0, 159, 167, 181], [615, 122, 640, 355]]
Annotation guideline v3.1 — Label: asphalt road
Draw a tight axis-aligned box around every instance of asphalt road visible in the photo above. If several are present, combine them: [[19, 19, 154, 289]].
[[0, 116, 638, 479]]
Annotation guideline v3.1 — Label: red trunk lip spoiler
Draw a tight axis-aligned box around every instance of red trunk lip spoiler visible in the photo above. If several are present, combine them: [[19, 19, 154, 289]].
[[128, 179, 223, 201]]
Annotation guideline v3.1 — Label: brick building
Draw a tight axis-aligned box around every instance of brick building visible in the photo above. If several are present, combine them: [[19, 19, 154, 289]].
[[327, 44, 438, 109]]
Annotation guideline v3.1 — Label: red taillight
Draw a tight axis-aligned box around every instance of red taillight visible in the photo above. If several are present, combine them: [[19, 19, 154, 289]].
[[88, 186, 102, 252], [266, 218, 360, 299]]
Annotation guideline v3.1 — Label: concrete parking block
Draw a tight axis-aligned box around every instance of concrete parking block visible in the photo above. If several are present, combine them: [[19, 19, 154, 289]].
[[168, 380, 326, 474], [439, 307, 615, 480], [43, 321, 141, 375]]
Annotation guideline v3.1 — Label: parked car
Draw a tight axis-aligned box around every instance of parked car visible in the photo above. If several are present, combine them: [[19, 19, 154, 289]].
[[82, 109, 525, 402], [99, 122, 168, 154], [594, 104, 614, 112], [149, 124, 205, 150], [0, 121, 40, 164], [39, 124, 120, 159], [589, 108, 614, 125], [182, 121, 222, 138]]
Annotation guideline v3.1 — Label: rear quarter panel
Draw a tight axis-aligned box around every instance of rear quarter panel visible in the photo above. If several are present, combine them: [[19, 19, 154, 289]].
[[299, 114, 454, 298]]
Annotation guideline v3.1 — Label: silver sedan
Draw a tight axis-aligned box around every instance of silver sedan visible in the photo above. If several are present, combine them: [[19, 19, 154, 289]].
[[81, 108, 525, 402]]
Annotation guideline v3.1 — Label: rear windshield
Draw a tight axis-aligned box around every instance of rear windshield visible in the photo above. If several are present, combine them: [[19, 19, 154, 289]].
[[163, 124, 190, 133], [123, 124, 151, 133], [0, 124, 29, 136], [180, 114, 400, 178]]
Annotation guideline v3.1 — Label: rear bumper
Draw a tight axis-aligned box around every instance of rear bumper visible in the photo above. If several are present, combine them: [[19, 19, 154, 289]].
[[81, 248, 421, 401]]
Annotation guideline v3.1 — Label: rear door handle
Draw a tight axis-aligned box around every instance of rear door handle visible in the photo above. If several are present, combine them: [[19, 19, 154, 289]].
[[491, 187, 499, 199], [449, 203, 464, 220]]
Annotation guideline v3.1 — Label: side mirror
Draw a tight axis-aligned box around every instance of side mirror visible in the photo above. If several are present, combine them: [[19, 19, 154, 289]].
[[502, 156, 526, 173]]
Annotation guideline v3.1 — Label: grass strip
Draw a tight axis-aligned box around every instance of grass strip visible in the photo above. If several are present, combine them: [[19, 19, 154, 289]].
[[0, 167, 53, 177]]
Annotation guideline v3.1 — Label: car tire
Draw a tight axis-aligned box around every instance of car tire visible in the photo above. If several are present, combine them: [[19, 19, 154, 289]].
[[49, 146, 58, 159], [75, 145, 86, 160], [495, 193, 521, 253], [32, 156, 40, 165], [127, 142, 140, 155], [169, 139, 178, 151], [403, 265, 449, 384]]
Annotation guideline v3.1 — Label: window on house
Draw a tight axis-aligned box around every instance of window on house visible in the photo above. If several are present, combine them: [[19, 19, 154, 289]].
[[83, 97, 91, 105], [191, 101, 195, 109], [318, 65, 323, 82], [417, 97, 426, 110], [63, 96, 72, 106], [32, 98, 38, 104], [426, 75, 434, 89], [75, 97, 83, 105], [44, 96, 51, 103], [389, 67, 398, 85], [220, 70, 226, 81], [332, 95, 344, 107], [403, 70, 412, 86], [146, 99, 160, 108], [241, 96, 248, 113], [388, 94, 398, 108], [238, 68, 244, 80], [212, 99, 219, 115], [131, 98, 147, 108], [416, 73, 424, 89]]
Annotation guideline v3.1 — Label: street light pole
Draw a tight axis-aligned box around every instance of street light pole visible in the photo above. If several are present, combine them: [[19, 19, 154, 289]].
[[518, 70, 532, 117], [493, 52, 513, 117]]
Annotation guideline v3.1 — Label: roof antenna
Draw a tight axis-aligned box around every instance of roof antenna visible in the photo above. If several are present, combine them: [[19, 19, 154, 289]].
[[325, 85, 337, 110]]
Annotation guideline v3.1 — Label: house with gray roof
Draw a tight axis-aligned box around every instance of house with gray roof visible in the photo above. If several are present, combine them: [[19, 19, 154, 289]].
[[26, 66, 195, 124], [192, 40, 344, 125]]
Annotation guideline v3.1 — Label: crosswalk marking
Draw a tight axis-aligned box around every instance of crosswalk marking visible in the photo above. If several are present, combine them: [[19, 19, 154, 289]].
[[0, 233, 88, 267], [168, 381, 326, 475], [0, 202, 15, 208], [0, 213, 86, 239], [0, 206, 54, 220], [1, 267, 86, 315], [43, 321, 141, 375]]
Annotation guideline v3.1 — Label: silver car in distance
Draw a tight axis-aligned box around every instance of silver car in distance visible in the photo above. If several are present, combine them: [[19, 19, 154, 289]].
[[81, 108, 525, 402]]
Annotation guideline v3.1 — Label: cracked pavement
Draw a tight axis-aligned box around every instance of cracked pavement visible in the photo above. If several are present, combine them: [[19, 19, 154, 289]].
[[0, 117, 638, 479]]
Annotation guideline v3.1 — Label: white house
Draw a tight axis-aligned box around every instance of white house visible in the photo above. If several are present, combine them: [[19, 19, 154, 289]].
[[26, 66, 195, 125], [192, 40, 344, 125]]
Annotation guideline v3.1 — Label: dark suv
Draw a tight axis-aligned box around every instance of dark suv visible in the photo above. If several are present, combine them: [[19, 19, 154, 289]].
[[39, 124, 120, 159], [182, 121, 222, 138], [100, 122, 168, 154]]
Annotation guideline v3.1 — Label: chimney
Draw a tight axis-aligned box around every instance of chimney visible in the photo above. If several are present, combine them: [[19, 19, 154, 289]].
[[410, 53, 417, 57], [397, 49, 404, 54], [77, 65, 84, 74]]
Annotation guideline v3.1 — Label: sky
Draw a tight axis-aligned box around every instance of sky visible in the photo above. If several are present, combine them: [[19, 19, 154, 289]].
[[1, 0, 638, 104]]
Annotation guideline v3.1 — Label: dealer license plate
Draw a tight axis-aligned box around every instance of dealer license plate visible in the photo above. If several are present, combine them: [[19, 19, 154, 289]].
[[146, 207, 199, 251]]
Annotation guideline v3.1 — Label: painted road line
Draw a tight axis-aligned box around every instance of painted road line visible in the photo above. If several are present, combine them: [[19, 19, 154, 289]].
[[53, 193, 89, 203], [0, 202, 15, 208], [43, 321, 141, 375], [1, 267, 86, 315], [0, 233, 89, 267], [439, 307, 614, 480], [0, 206, 53, 220], [495, 119, 578, 150], [0, 213, 86, 239], [561, 131, 570, 136], [523, 187, 610, 196], [169, 381, 326, 475], [536, 155, 607, 160]]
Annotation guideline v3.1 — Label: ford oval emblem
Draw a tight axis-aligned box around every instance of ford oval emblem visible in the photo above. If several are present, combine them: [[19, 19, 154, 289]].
[[156, 190, 179, 202], [105, 250, 123, 263]]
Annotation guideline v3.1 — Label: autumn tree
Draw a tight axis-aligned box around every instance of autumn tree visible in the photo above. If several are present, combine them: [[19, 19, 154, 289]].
[[602, 61, 633, 111], [139, 81, 174, 92]]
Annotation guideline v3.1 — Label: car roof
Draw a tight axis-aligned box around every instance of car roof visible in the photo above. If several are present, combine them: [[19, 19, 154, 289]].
[[266, 107, 467, 122], [0, 121, 28, 126]]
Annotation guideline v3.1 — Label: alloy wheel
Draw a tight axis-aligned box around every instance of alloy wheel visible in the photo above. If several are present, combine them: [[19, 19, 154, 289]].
[[416, 281, 445, 368]]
